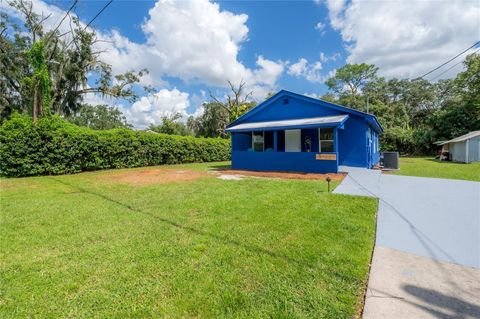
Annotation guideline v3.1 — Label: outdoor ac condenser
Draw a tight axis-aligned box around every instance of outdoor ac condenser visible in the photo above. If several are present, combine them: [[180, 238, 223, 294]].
[[382, 152, 399, 170]]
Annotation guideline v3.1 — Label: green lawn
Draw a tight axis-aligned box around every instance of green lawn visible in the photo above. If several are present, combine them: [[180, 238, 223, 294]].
[[392, 157, 480, 181], [1, 162, 377, 318]]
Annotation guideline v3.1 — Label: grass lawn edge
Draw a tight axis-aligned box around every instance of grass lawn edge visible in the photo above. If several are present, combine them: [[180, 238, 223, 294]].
[[354, 196, 379, 319]]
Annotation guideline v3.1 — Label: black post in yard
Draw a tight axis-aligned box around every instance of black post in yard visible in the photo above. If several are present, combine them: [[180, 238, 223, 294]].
[[326, 176, 331, 193]]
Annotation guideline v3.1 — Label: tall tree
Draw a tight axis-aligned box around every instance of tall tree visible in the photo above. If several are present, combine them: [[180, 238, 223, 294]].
[[1, 0, 147, 121], [67, 104, 131, 130], [188, 102, 229, 138], [453, 52, 480, 102], [210, 80, 257, 122], [325, 63, 379, 110], [148, 113, 192, 136], [429, 53, 480, 140], [23, 40, 51, 121], [322, 61, 476, 154]]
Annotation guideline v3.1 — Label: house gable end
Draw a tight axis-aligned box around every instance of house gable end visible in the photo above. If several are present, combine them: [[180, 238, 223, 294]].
[[245, 94, 343, 123], [228, 90, 383, 133]]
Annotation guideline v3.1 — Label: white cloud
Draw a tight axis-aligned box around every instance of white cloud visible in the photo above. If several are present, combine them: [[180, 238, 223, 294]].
[[322, 0, 480, 79], [315, 22, 326, 35], [250, 55, 285, 99], [1, 0, 60, 29], [81, 88, 193, 129], [319, 51, 340, 63], [304, 92, 322, 99], [82, 92, 119, 107], [121, 88, 191, 129], [288, 58, 308, 77], [134, 0, 249, 85], [323, 0, 347, 29], [326, 68, 337, 79], [95, 0, 284, 92], [287, 58, 323, 83], [2, 0, 286, 126], [189, 90, 207, 115], [3, 1, 284, 93], [253, 55, 285, 87]]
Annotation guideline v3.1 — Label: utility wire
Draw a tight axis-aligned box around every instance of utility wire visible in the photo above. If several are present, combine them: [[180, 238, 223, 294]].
[[429, 47, 480, 82], [65, 0, 113, 49], [48, 0, 78, 39], [417, 40, 480, 78], [83, 0, 113, 30]]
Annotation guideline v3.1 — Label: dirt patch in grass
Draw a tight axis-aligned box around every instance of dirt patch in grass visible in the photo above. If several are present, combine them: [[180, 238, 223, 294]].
[[216, 169, 346, 181], [99, 169, 209, 186], [0, 179, 40, 190]]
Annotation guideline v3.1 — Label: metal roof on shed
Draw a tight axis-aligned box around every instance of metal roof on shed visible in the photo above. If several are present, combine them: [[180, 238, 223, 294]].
[[438, 130, 480, 145], [225, 115, 348, 132]]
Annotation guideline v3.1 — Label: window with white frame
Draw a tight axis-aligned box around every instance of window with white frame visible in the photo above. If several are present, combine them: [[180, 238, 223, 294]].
[[252, 132, 264, 151], [319, 128, 334, 152]]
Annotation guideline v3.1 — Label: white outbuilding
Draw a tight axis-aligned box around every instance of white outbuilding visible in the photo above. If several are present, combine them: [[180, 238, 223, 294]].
[[438, 131, 480, 163]]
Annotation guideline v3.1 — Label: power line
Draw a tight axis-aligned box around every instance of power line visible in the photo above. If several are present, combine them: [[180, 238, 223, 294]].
[[65, 0, 113, 49], [49, 0, 78, 37], [429, 47, 480, 81], [84, 0, 113, 30], [417, 40, 480, 78]]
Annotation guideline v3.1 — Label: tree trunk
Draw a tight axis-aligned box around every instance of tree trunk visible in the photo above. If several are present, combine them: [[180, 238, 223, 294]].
[[32, 83, 41, 121]]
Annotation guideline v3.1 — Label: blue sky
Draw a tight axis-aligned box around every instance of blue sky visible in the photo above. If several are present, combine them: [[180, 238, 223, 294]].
[[4, 0, 480, 128], [51, 0, 345, 94]]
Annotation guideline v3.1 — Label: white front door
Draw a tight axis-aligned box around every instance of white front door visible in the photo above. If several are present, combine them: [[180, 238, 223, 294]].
[[285, 129, 301, 152]]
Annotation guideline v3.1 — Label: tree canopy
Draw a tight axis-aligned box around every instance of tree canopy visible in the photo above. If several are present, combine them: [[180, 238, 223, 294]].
[[1, 0, 146, 121], [323, 54, 480, 153], [148, 113, 192, 136], [1, 0, 477, 154], [66, 104, 131, 130]]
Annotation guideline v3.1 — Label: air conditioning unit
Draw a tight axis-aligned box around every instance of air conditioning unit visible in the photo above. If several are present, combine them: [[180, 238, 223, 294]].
[[381, 152, 399, 170]]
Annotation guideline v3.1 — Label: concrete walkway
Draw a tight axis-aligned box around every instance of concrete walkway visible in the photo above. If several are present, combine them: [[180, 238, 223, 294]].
[[364, 246, 480, 319], [334, 167, 480, 318]]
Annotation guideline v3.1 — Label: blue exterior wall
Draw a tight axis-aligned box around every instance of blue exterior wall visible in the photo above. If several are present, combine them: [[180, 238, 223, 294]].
[[371, 129, 380, 166], [247, 96, 341, 123], [227, 91, 382, 172], [277, 130, 285, 152], [301, 129, 319, 152], [232, 151, 338, 173], [337, 116, 368, 167], [232, 132, 251, 151]]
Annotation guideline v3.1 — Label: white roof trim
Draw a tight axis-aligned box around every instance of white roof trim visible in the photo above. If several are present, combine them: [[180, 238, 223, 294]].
[[226, 115, 348, 132], [438, 130, 480, 145]]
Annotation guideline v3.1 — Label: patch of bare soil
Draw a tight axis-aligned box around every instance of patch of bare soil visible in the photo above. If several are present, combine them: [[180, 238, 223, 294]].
[[0, 179, 40, 190], [99, 169, 208, 186], [216, 169, 346, 181]]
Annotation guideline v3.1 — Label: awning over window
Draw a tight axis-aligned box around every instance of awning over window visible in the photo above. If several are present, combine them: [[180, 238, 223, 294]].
[[225, 115, 349, 132]]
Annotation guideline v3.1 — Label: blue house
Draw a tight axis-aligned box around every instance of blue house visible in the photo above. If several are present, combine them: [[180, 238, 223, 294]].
[[225, 90, 382, 173]]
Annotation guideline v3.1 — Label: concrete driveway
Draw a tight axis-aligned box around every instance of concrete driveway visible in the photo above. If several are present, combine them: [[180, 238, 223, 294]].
[[334, 167, 480, 318]]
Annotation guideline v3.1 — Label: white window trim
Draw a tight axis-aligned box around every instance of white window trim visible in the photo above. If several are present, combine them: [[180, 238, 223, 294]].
[[285, 129, 301, 152], [252, 131, 265, 152], [318, 128, 334, 153]]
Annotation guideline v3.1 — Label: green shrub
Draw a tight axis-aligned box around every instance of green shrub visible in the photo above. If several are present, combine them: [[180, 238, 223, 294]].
[[381, 126, 439, 155], [0, 114, 231, 177], [380, 127, 415, 154]]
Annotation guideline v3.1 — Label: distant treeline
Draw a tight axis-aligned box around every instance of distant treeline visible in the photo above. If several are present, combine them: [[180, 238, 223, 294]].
[[1, 0, 478, 156]]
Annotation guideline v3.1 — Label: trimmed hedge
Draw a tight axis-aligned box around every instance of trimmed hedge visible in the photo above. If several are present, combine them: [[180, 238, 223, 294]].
[[0, 114, 231, 177]]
